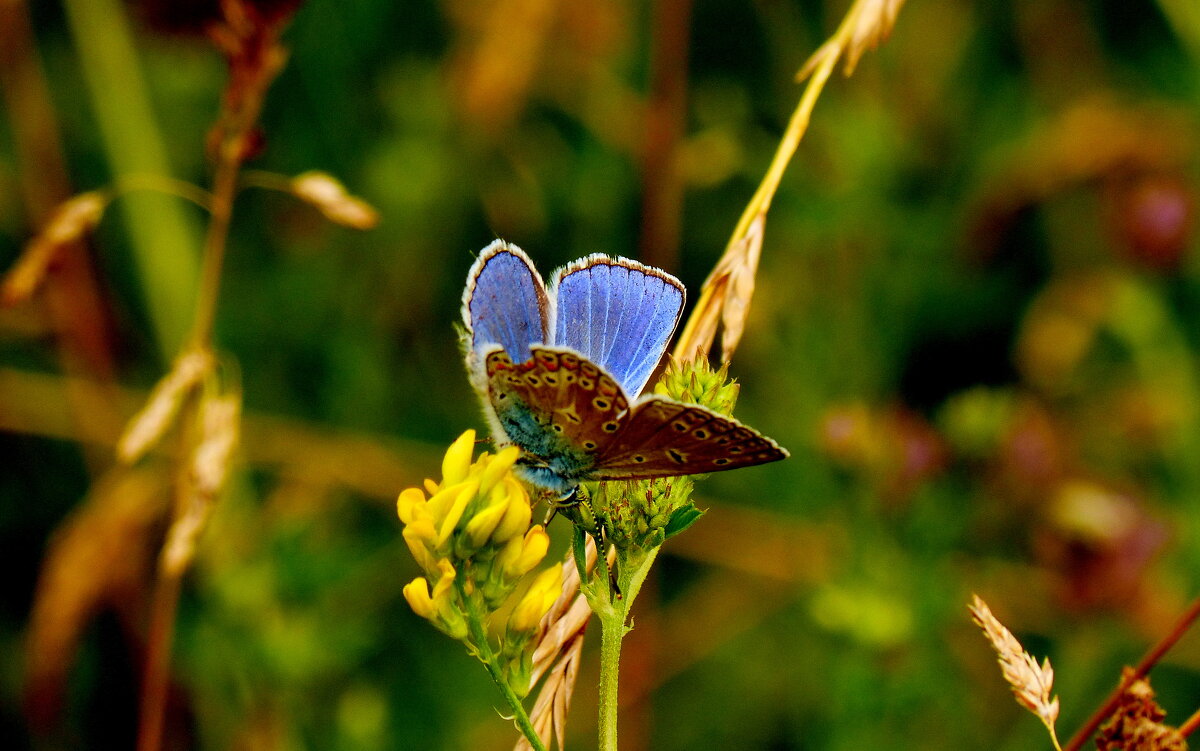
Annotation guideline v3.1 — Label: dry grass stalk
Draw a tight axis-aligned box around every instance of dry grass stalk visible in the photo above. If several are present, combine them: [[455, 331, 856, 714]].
[[1, 191, 107, 306], [515, 633, 585, 751], [798, 0, 906, 81], [969, 594, 1063, 750], [674, 0, 904, 363], [117, 348, 214, 463], [291, 171, 379, 230], [514, 538, 609, 751]]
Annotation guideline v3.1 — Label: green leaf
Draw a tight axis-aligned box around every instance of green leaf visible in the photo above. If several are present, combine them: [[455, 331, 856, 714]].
[[663, 504, 704, 540], [570, 522, 587, 582]]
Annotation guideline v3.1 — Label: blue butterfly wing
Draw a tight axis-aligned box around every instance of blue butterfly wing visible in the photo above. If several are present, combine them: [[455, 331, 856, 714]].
[[550, 256, 685, 399], [462, 241, 550, 363]]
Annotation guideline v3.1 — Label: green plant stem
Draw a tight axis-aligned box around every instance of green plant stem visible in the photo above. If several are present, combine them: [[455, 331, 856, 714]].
[[588, 544, 661, 751], [597, 600, 623, 751], [459, 580, 547, 751]]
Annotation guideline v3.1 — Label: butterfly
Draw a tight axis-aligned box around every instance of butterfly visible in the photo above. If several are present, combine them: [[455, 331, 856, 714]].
[[462, 240, 787, 496]]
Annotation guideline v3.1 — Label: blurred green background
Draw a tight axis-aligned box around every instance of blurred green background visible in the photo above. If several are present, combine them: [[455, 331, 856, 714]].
[[3, 0, 1200, 748]]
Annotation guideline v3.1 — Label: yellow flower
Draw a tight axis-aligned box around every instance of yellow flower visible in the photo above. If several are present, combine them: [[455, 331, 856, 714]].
[[402, 518, 438, 573], [397, 431, 548, 646], [396, 487, 428, 525], [498, 525, 550, 579], [441, 429, 476, 487], [479, 445, 520, 493], [509, 565, 563, 632], [491, 480, 532, 543], [403, 560, 469, 639], [464, 496, 509, 548], [435, 480, 479, 547], [397, 431, 534, 568], [402, 577, 436, 620]]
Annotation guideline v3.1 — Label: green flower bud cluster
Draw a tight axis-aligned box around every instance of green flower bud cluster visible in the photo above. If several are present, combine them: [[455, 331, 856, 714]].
[[398, 430, 562, 696], [594, 358, 742, 550], [653, 357, 741, 415]]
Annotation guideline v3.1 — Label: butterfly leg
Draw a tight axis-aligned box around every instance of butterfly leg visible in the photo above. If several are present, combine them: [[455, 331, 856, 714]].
[[542, 486, 581, 526]]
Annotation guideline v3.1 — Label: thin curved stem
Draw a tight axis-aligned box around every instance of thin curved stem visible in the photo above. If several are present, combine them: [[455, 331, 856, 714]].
[[111, 173, 214, 212], [238, 169, 295, 194], [460, 579, 547, 751], [672, 13, 840, 361]]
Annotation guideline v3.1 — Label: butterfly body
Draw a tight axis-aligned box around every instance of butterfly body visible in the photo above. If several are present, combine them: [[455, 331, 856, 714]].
[[463, 241, 786, 494]]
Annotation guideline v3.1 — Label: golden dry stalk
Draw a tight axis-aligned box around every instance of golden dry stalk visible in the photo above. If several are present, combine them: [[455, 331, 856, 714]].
[[798, 0, 906, 81], [672, 211, 765, 363]]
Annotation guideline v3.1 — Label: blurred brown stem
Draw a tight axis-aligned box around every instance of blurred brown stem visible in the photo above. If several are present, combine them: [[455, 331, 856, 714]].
[[136, 7, 283, 749], [1062, 596, 1200, 751], [1179, 705, 1200, 739], [135, 125, 242, 751], [135, 550, 184, 751], [637, 0, 692, 273], [190, 149, 241, 347]]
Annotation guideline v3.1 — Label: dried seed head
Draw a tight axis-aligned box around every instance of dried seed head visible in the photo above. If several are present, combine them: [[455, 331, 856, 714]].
[[969, 595, 1061, 742], [1096, 670, 1186, 751], [673, 211, 766, 364], [191, 390, 242, 497], [841, 0, 905, 76], [117, 349, 215, 463], [797, 0, 906, 81], [2, 192, 109, 306], [291, 171, 379, 230]]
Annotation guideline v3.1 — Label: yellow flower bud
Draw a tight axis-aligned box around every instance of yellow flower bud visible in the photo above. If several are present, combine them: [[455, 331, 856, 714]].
[[396, 487, 427, 524], [479, 445, 520, 494], [509, 565, 563, 632], [499, 525, 549, 578], [491, 480, 532, 543], [423, 478, 438, 495], [402, 518, 438, 573], [464, 496, 509, 548], [402, 577, 436, 620], [442, 430, 476, 486], [436, 479, 479, 547], [431, 558, 457, 600]]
